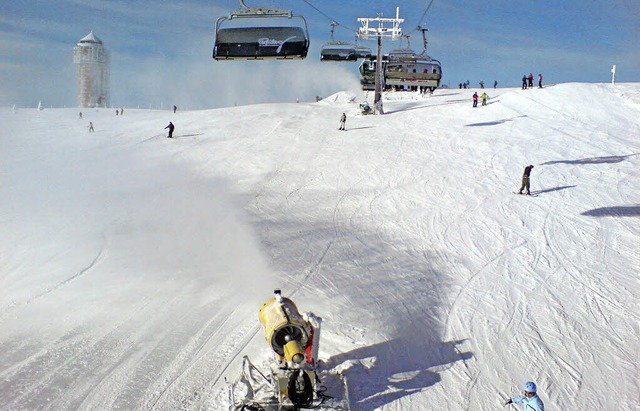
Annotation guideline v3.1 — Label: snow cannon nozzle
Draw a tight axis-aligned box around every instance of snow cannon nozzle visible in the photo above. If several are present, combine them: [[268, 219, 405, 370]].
[[259, 291, 312, 364]]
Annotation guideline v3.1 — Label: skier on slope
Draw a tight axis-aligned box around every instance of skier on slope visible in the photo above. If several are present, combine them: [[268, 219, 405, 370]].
[[505, 381, 545, 410], [481, 92, 488, 106], [472, 92, 479, 108], [518, 165, 534, 195], [339, 113, 346, 130], [165, 121, 175, 138]]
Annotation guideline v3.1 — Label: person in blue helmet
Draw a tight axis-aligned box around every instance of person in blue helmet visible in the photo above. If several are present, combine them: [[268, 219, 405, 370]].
[[505, 381, 545, 410]]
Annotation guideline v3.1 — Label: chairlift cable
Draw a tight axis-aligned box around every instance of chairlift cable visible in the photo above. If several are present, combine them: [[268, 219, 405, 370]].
[[300, 0, 358, 33], [408, 0, 437, 34]]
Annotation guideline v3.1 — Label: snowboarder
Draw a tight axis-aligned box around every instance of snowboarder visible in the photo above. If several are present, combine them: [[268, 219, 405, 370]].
[[173, 105, 177, 113], [538, 74, 543, 88], [518, 165, 534, 195], [472, 92, 479, 108], [528, 73, 534, 88], [339, 113, 346, 130], [88, 121, 94, 132], [479, 80, 484, 89], [481, 92, 488, 106], [165, 121, 175, 138], [504, 381, 545, 410], [494, 80, 498, 88]]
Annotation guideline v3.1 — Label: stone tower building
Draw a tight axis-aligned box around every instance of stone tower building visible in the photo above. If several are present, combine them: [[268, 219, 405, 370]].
[[73, 31, 110, 108]]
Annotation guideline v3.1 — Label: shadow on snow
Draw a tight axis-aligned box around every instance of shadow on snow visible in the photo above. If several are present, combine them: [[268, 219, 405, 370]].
[[465, 115, 527, 127], [540, 153, 639, 165], [384, 99, 469, 114], [530, 185, 576, 195], [238, 180, 473, 410], [581, 205, 640, 217], [325, 339, 471, 410]]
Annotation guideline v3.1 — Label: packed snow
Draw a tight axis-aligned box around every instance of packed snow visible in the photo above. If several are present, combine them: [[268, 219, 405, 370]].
[[1, 83, 639, 410]]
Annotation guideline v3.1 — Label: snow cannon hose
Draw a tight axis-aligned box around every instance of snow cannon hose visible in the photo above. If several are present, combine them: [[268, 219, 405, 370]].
[[288, 369, 314, 407]]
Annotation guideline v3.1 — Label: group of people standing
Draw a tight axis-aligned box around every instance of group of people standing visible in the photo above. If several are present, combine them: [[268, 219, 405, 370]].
[[458, 74, 544, 91], [459, 80, 498, 89], [472, 91, 489, 107], [522, 73, 543, 89]]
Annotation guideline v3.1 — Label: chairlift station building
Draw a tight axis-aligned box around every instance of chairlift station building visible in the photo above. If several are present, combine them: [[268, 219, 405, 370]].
[[73, 31, 110, 108]]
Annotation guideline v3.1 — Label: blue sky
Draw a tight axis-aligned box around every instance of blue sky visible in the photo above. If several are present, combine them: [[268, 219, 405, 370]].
[[1, 0, 638, 109]]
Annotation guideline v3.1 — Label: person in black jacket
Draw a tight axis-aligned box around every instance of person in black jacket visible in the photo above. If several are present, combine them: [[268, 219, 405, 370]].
[[165, 121, 175, 138], [518, 165, 534, 195]]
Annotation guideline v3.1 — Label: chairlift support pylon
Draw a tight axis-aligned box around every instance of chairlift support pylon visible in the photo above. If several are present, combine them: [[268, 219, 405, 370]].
[[213, 0, 309, 60], [357, 7, 404, 114]]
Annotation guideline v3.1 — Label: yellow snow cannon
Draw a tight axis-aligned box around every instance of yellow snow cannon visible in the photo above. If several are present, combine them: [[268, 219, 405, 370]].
[[229, 290, 330, 410], [259, 289, 310, 364]]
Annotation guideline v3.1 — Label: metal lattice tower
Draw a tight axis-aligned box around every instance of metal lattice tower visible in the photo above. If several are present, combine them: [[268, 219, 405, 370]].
[[357, 8, 404, 114], [73, 31, 110, 108]]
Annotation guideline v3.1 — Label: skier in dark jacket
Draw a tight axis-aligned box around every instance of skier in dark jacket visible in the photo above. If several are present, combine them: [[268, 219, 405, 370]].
[[472, 92, 479, 107], [522, 75, 528, 89], [518, 165, 534, 195], [165, 121, 175, 138]]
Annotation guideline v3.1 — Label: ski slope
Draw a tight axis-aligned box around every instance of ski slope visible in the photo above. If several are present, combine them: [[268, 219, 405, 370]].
[[1, 83, 639, 410]]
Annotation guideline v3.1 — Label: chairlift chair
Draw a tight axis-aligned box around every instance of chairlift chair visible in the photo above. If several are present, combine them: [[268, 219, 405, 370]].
[[359, 58, 385, 90], [320, 42, 357, 61], [213, 0, 309, 60], [384, 31, 442, 90], [354, 45, 372, 59], [385, 52, 442, 90], [320, 22, 358, 62]]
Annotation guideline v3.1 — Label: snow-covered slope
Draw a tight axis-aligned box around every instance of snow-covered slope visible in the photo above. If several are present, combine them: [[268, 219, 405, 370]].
[[1, 83, 639, 410]]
